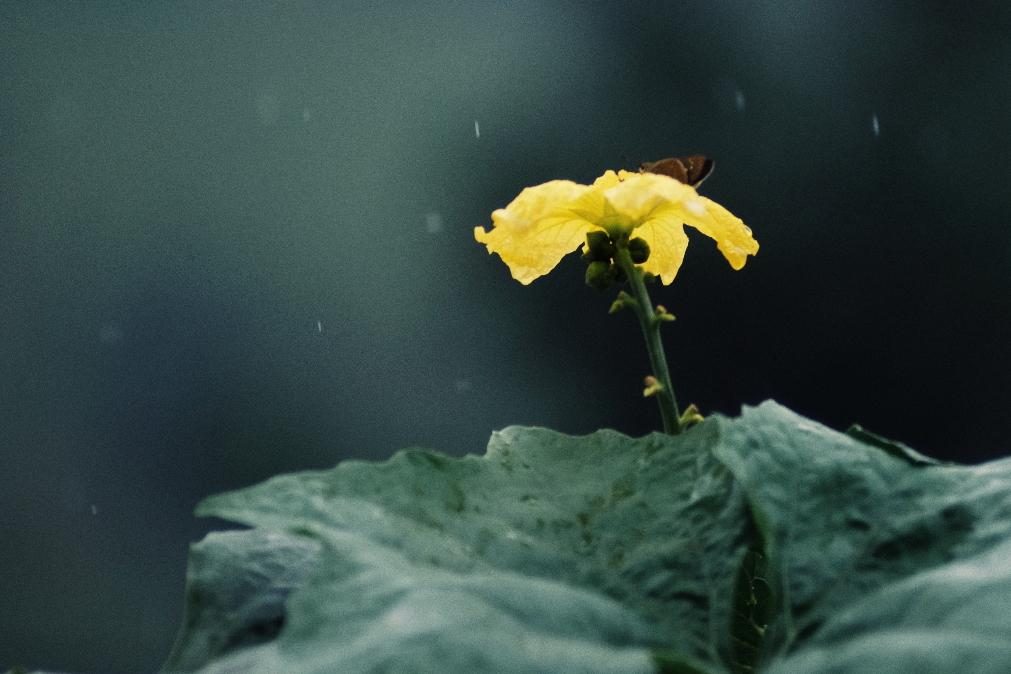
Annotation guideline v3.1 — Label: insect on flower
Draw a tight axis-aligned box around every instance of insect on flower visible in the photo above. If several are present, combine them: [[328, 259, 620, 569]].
[[639, 155, 714, 188]]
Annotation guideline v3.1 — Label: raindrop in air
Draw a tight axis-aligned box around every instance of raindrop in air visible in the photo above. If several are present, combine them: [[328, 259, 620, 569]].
[[734, 89, 746, 112], [424, 212, 444, 234], [454, 379, 472, 393], [316, 320, 324, 334], [302, 107, 312, 123], [474, 120, 480, 138], [871, 114, 881, 137], [90, 504, 98, 515]]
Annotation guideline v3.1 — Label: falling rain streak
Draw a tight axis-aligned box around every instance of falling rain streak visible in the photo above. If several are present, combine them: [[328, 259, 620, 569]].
[[474, 120, 480, 138], [871, 114, 880, 137]]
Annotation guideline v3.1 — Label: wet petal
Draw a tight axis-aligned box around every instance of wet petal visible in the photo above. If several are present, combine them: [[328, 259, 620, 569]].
[[639, 175, 758, 270], [476, 168, 757, 285], [634, 209, 691, 285], [474, 180, 595, 285], [592, 170, 623, 188], [600, 173, 697, 236], [677, 196, 758, 270]]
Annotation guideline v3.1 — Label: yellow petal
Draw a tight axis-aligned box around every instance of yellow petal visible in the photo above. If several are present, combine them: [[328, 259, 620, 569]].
[[476, 169, 758, 286], [637, 174, 758, 270], [592, 170, 623, 188], [600, 173, 696, 236], [567, 172, 693, 239], [677, 196, 758, 270], [634, 207, 691, 285], [563, 170, 625, 236], [474, 180, 595, 285]]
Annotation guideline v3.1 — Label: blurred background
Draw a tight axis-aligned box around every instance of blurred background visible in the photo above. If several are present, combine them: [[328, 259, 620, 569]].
[[2, 1, 1010, 671]]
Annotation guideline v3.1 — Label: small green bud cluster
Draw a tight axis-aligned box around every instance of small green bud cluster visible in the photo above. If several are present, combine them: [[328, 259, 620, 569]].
[[627, 237, 650, 264], [585, 260, 618, 290], [582, 232, 651, 291]]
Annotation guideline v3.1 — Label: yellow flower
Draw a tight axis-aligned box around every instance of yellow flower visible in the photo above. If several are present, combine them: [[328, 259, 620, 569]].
[[474, 170, 758, 285]]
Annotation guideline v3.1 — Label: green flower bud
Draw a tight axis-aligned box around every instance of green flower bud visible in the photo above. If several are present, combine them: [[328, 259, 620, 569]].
[[655, 304, 676, 322], [628, 237, 651, 264], [608, 290, 638, 314], [678, 404, 705, 428], [585, 260, 616, 291], [584, 231, 616, 262], [642, 375, 664, 398]]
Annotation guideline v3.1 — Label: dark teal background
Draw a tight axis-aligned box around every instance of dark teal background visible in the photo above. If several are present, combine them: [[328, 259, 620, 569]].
[[2, 2, 1010, 671]]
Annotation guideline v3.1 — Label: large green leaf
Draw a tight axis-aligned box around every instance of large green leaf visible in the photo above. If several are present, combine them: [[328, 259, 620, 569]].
[[766, 536, 1011, 673], [710, 403, 1011, 669], [164, 529, 323, 670], [165, 420, 754, 673], [163, 402, 1011, 674]]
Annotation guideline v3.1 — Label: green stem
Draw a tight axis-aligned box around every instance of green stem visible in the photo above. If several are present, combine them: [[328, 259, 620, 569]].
[[613, 246, 682, 434]]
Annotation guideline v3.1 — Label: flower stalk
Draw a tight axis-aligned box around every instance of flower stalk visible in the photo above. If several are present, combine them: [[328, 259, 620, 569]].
[[474, 165, 758, 435], [613, 244, 682, 434]]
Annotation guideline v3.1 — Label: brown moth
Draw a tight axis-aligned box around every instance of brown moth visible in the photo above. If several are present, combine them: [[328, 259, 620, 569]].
[[639, 155, 714, 187]]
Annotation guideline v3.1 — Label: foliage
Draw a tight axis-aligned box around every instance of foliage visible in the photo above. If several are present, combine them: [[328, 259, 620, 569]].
[[157, 401, 1011, 673]]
